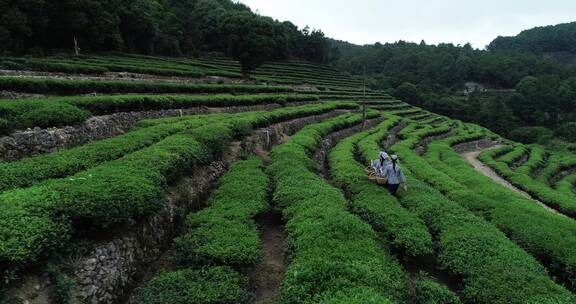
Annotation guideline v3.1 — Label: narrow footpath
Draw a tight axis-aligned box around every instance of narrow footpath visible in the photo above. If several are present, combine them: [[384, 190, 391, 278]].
[[249, 212, 286, 304]]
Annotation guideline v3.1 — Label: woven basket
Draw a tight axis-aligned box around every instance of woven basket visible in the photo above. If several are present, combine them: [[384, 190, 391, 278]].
[[365, 167, 387, 185], [369, 176, 388, 185]]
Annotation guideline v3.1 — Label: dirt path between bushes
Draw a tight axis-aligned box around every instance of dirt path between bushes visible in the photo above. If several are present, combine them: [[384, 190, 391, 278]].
[[461, 147, 564, 216], [249, 212, 286, 304]]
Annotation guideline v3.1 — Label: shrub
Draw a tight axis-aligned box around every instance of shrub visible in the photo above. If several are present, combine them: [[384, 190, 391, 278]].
[[0, 118, 8, 134], [0, 77, 293, 95], [172, 157, 268, 267], [328, 118, 433, 257], [172, 220, 261, 267], [145, 158, 268, 302], [402, 179, 574, 303], [0, 103, 354, 273], [495, 145, 527, 165], [267, 114, 410, 303], [136, 267, 249, 304], [46, 264, 76, 304], [0, 204, 71, 264], [0, 93, 320, 134], [358, 120, 576, 302], [413, 278, 461, 304], [319, 288, 394, 304], [555, 122, 576, 142], [67, 94, 319, 115], [0, 119, 205, 192], [0, 102, 346, 193], [479, 144, 576, 216], [508, 126, 553, 144], [18, 103, 90, 129]]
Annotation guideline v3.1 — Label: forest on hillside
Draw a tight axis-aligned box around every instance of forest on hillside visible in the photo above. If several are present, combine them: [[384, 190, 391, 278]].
[[0, 0, 336, 73], [489, 22, 576, 57], [2, 0, 576, 143], [3, 3, 576, 303], [330, 39, 576, 143]]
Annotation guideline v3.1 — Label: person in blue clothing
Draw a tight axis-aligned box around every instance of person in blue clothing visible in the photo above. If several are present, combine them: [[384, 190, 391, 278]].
[[381, 154, 408, 196], [371, 151, 391, 177]]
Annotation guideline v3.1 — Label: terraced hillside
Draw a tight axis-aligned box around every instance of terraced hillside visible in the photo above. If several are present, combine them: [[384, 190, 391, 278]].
[[479, 143, 576, 217], [0, 55, 575, 304]]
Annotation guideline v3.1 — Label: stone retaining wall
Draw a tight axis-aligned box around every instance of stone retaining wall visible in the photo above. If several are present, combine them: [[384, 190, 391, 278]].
[[0, 103, 295, 162], [452, 138, 498, 154], [313, 117, 384, 178], [6, 110, 345, 304]]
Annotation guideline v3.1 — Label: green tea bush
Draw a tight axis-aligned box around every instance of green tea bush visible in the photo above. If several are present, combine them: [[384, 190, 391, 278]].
[[0, 93, 319, 134], [68, 94, 320, 115], [404, 179, 574, 303], [267, 114, 409, 303], [0, 103, 353, 274], [480, 147, 576, 216], [144, 158, 267, 302], [0, 205, 71, 264], [556, 174, 576, 196], [426, 131, 576, 291], [18, 103, 90, 130], [319, 288, 394, 304], [495, 144, 527, 165], [0, 77, 292, 95], [0, 116, 216, 192], [0, 103, 348, 191], [434, 141, 576, 292], [328, 117, 433, 257], [358, 121, 576, 303], [0, 127, 221, 265], [0, 57, 108, 74], [413, 278, 461, 304], [533, 152, 576, 185], [172, 220, 261, 266], [172, 157, 268, 267], [516, 144, 548, 175], [95, 64, 205, 78], [136, 267, 248, 304]]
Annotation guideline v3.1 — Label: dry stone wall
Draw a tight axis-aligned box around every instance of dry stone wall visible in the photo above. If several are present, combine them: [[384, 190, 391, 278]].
[[7, 110, 346, 304], [0, 104, 285, 161]]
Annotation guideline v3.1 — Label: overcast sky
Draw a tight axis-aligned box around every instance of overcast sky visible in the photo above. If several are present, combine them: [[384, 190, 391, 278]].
[[239, 0, 576, 49]]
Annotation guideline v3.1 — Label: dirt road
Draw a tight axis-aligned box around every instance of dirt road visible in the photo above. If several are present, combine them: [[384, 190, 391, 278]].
[[461, 148, 564, 216]]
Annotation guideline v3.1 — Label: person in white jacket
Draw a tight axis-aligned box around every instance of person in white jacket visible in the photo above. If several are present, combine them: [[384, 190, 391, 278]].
[[371, 151, 391, 177], [381, 154, 408, 196]]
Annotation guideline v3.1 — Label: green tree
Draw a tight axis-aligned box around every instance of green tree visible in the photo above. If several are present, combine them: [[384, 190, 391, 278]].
[[395, 82, 421, 105], [555, 122, 576, 142], [300, 28, 331, 63], [0, 0, 47, 54], [509, 126, 553, 144], [119, 0, 162, 53], [0, 0, 332, 63], [219, 12, 280, 78], [42, 0, 123, 52]]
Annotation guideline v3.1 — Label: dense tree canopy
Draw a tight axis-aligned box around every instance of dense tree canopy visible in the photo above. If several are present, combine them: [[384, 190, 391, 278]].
[[2, 1, 576, 141], [329, 38, 576, 141], [0, 0, 334, 73], [330, 39, 572, 91], [489, 22, 576, 57]]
